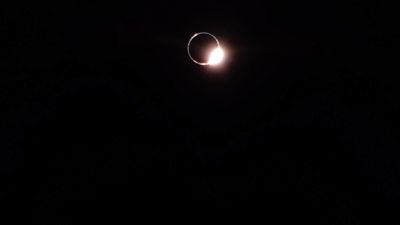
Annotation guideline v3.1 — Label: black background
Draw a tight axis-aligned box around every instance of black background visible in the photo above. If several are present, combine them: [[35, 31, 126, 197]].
[[1, 1, 399, 223]]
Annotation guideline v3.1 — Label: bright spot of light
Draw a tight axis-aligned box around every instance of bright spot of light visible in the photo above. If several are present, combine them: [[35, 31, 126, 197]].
[[208, 47, 225, 66]]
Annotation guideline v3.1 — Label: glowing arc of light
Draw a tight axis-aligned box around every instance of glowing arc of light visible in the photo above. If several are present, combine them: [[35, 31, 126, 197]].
[[187, 32, 224, 66]]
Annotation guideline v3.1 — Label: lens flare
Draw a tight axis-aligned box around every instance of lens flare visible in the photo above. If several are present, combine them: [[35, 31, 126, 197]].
[[208, 47, 224, 65]]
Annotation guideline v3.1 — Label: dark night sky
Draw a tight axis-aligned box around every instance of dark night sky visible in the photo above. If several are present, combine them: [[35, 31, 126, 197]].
[[1, 1, 399, 224]]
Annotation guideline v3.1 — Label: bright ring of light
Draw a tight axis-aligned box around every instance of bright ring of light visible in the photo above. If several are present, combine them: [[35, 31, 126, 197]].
[[187, 32, 221, 66]]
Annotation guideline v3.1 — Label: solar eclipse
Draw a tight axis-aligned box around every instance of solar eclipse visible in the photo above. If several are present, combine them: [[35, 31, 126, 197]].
[[187, 32, 225, 66]]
